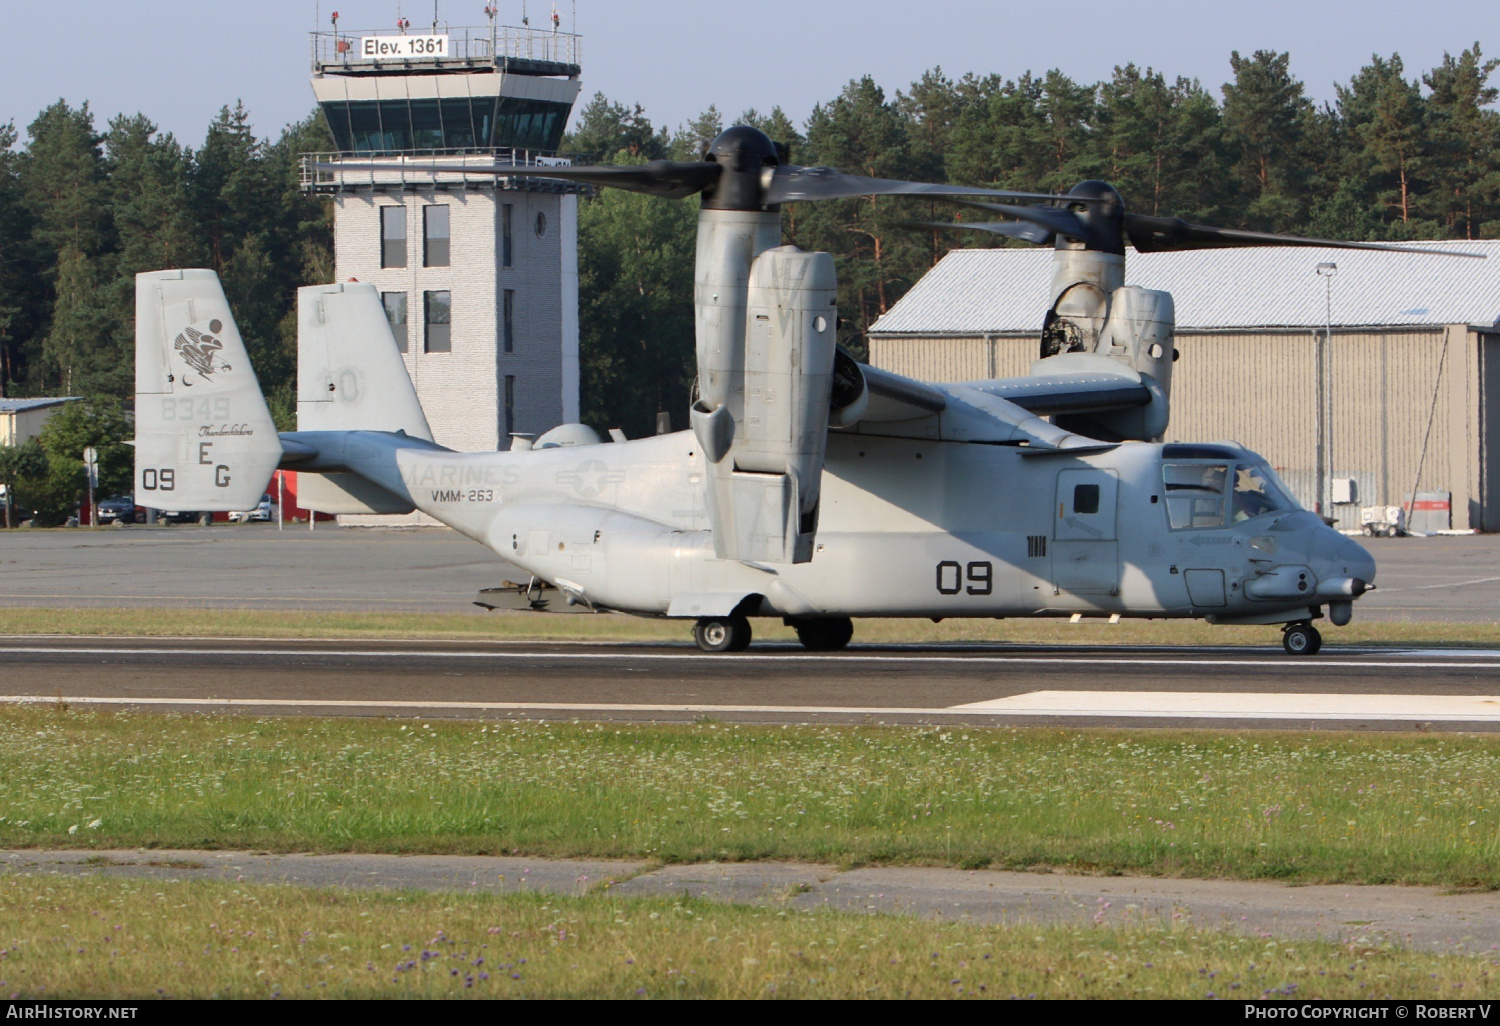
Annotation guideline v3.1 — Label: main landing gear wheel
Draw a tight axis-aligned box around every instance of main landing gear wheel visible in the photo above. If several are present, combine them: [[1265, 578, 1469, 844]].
[[794, 617, 854, 652], [1282, 623, 1322, 656], [694, 616, 752, 653]]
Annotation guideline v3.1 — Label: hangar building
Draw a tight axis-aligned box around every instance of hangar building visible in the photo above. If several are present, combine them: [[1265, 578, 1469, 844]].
[[0, 397, 79, 447], [869, 242, 1500, 531]]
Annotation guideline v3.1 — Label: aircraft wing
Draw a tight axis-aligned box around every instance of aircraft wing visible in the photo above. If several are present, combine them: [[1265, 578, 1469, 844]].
[[859, 363, 949, 421], [956, 372, 1152, 416]]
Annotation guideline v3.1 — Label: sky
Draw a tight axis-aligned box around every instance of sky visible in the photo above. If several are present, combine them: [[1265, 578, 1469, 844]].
[[2, 0, 1497, 147]]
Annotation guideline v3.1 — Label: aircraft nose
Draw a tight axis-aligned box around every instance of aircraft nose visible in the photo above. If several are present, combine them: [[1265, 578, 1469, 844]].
[[1324, 532, 1377, 592]]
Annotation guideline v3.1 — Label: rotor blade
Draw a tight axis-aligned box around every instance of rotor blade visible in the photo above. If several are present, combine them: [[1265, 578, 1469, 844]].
[[1124, 214, 1486, 258], [764, 166, 1074, 206], [957, 200, 1097, 244], [900, 219, 1056, 245], [311, 159, 723, 200]]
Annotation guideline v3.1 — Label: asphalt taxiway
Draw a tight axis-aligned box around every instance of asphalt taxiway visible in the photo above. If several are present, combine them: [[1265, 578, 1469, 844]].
[[3, 524, 1499, 620], [5, 637, 1500, 730]]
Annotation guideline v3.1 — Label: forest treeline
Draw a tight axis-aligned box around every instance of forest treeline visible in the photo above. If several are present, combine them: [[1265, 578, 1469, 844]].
[[0, 46, 1495, 466]]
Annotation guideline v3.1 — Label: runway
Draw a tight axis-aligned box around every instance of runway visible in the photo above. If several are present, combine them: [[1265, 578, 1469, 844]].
[[7, 637, 1500, 730]]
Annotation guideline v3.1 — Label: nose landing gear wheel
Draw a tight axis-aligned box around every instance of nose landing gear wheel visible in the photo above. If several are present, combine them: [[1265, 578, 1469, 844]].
[[793, 617, 854, 652], [1282, 623, 1322, 656], [694, 615, 752, 653]]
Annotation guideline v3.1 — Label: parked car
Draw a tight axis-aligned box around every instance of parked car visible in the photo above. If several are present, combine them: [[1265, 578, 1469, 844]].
[[229, 495, 275, 523], [97, 495, 144, 525], [159, 510, 214, 526]]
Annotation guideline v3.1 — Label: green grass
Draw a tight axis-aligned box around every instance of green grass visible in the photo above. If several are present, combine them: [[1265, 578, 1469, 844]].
[[5, 708, 1500, 887], [3, 605, 1499, 646], [0, 874, 1492, 999]]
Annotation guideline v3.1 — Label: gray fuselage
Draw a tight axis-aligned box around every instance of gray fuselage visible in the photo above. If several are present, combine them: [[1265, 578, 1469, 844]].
[[330, 428, 1373, 625]]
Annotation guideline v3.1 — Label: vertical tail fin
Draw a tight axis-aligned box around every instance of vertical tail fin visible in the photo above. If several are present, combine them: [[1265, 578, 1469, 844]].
[[133, 270, 282, 511], [297, 282, 432, 439], [293, 282, 431, 516]]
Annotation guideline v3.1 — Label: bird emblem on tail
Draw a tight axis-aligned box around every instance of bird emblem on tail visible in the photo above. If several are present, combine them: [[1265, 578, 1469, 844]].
[[172, 319, 234, 384]]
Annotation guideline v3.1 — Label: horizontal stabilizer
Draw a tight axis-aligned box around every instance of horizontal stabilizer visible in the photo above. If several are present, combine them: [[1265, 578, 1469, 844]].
[[133, 270, 282, 511]]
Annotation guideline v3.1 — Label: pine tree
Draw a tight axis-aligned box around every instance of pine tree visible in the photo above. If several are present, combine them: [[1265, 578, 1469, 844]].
[[1221, 50, 1315, 231], [895, 68, 975, 175], [1158, 77, 1231, 222], [104, 114, 206, 387], [576, 186, 697, 437], [1422, 44, 1500, 239], [193, 102, 273, 271], [20, 102, 111, 257], [1331, 56, 1431, 234], [802, 77, 929, 355], [946, 73, 1058, 192], [19, 102, 113, 395], [107, 114, 204, 275], [0, 122, 40, 397], [563, 94, 669, 163], [669, 106, 723, 161], [736, 107, 804, 159], [44, 247, 118, 396]]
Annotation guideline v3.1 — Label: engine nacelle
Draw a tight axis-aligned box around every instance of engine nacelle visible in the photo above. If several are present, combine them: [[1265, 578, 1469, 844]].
[[692, 244, 838, 564], [1036, 249, 1176, 442]]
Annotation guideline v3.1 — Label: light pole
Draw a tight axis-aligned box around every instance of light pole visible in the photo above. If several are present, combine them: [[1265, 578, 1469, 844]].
[[1315, 262, 1337, 518]]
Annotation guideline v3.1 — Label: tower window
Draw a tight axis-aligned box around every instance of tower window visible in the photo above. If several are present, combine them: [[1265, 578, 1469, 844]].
[[380, 206, 406, 268], [504, 375, 516, 439], [503, 289, 515, 353], [502, 203, 514, 267], [424, 290, 452, 353], [382, 292, 408, 353], [423, 205, 450, 267]]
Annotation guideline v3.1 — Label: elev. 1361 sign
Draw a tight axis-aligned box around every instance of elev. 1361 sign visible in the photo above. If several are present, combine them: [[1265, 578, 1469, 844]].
[[361, 35, 449, 60]]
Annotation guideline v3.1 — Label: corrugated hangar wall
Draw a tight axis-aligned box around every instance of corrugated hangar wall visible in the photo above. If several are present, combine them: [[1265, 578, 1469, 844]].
[[869, 327, 1500, 531]]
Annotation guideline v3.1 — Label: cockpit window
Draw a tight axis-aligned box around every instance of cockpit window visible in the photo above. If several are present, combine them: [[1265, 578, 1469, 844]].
[[1164, 461, 1297, 529], [1232, 463, 1297, 522], [1163, 464, 1228, 529]]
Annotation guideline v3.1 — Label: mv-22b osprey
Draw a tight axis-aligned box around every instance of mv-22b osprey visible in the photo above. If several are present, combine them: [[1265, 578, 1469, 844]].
[[133, 126, 1476, 655]]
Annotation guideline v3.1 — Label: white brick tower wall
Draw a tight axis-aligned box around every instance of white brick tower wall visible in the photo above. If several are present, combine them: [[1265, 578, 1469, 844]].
[[332, 187, 577, 453]]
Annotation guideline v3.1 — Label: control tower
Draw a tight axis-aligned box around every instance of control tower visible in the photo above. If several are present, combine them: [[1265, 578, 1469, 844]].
[[302, 18, 586, 481]]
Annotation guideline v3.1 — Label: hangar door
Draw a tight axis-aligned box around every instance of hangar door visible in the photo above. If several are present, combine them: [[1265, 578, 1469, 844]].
[[1053, 469, 1120, 595]]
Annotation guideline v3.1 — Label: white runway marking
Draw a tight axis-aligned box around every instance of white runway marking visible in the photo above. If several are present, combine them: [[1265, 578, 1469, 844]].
[[0, 695, 972, 717], [5, 646, 1500, 671], [953, 691, 1500, 721], [1374, 575, 1500, 594], [3, 691, 1499, 722]]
